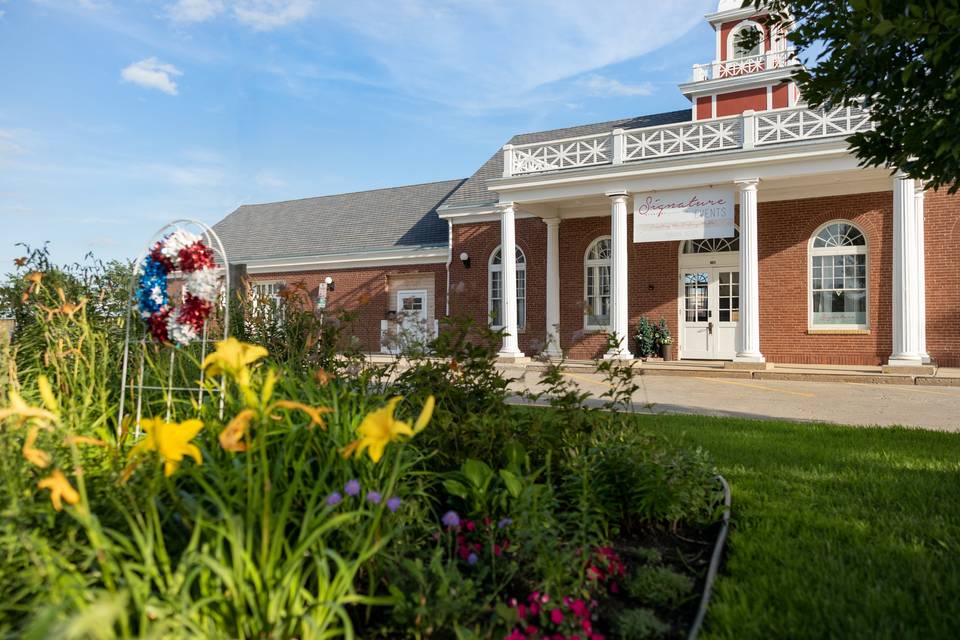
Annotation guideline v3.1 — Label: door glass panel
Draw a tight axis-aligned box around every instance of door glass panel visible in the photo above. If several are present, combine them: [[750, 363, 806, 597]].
[[684, 272, 709, 322], [717, 271, 739, 322]]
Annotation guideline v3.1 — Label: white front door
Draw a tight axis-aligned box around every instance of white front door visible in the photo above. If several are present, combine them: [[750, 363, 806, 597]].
[[680, 267, 739, 360], [396, 289, 429, 345]]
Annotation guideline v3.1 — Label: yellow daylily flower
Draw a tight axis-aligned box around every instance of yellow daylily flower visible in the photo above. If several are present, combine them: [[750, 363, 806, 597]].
[[202, 338, 268, 387], [37, 375, 60, 415], [271, 401, 332, 429], [342, 395, 434, 463], [37, 469, 80, 511], [0, 387, 59, 427], [129, 418, 204, 477], [219, 409, 255, 453], [64, 435, 109, 447], [22, 426, 51, 468], [414, 395, 434, 434]]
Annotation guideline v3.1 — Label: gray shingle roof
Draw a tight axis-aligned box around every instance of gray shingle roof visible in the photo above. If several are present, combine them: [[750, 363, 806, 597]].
[[213, 179, 465, 262], [442, 109, 693, 208]]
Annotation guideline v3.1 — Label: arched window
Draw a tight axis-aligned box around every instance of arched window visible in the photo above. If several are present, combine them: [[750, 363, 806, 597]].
[[489, 246, 526, 329], [730, 22, 764, 59], [682, 228, 739, 254], [584, 237, 612, 329], [809, 221, 868, 329]]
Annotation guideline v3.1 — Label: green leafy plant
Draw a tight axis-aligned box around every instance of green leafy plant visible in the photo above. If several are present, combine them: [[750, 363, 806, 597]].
[[627, 565, 695, 609], [611, 607, 670, 640]]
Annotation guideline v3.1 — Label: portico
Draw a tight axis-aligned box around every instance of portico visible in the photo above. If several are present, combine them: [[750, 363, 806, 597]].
[[483, 110, 924, 366]]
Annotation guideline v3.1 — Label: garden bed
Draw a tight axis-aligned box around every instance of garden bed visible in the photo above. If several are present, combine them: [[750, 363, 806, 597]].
[[0, 256, 727, 639]]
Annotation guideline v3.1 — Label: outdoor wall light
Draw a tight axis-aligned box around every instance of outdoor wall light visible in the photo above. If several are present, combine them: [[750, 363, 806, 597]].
[[459, 252, 471, 268], [324, 276, 335, 292]]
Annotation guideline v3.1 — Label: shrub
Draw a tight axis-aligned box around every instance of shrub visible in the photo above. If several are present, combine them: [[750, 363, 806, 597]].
[[611, 607, 670, 639], [627, 565, 695, 609]]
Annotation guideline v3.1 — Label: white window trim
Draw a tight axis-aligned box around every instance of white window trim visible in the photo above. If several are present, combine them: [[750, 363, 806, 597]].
[[488, 245, 526, 330], [584, 235, 612, 331], [727, 20, 765, 60], [250, 280, 285, 319], [807, 220, 870, 331]]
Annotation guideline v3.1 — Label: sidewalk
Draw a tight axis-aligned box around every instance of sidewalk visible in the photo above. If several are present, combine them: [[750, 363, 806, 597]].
[[363, 352, 960, 386]]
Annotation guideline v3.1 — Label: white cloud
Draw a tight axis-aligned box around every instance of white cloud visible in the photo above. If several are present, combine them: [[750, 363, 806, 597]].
[[318, 0, 712, 110], [163, 0, 312, 30], [254, 169, 286, 188], [120, 57, 182, 95], [233, 0, 312, 30], [577, 74, 655, 97], [0, 129, 30, 159], [166, 0, 224, 22]]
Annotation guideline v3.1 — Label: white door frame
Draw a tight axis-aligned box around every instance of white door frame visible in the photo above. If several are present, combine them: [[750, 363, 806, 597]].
[[678, 247, 740, 360]]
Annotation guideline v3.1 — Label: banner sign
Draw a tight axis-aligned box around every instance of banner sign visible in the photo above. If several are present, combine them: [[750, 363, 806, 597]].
[[633, 187, 735, 243], [316, 282, 328, 310]]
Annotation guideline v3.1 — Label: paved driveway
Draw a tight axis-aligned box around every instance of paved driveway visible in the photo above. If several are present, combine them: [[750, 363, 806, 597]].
[[508, 369, 960, 431]]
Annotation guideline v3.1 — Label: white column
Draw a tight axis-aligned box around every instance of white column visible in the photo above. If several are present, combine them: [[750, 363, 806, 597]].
[[889, 172, 923, 366], [544, 217, 562, 358], [734, 179, 765, 363], [498, 202, 524, 359], [606, 192, 633, 359], [915, 182, 930, 363]]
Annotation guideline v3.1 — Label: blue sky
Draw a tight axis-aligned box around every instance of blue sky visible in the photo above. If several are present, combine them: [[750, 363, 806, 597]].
[[0, 0, 718, 267]]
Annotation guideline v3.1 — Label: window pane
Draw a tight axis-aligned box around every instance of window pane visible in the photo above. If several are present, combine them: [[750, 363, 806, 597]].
[[517, 270, 526, 329]]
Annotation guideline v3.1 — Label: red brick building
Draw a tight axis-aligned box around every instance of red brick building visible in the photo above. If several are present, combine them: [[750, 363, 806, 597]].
[[214, 1, 959, 368]]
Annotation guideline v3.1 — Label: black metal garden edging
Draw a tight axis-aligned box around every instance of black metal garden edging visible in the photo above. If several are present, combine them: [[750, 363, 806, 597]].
[[687, 475, 732, 640]]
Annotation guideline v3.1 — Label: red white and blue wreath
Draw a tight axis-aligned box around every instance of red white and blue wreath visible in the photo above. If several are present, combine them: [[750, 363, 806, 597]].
[[136, 230, 219, 345]]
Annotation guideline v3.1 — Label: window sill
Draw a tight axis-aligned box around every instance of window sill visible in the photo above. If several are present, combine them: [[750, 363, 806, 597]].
[[807, 328, 870, 335]]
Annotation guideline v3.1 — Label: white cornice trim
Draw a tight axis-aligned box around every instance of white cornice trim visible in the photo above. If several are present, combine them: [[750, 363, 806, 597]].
[[486, 139, 866, 200], [705, 7, 765, 24], [241, 247, 449, 274], [439, 204, 537, 225]]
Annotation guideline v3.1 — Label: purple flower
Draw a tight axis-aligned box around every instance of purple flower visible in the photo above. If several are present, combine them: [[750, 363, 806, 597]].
[[442, 510, 460, 528], [387, 496, 402, 513], [467, 552, 478, 565], [366, 491, 382, 504], [344, 479, 361, 497], [497, 517, 512, 529], [326, 492, 342, 506]]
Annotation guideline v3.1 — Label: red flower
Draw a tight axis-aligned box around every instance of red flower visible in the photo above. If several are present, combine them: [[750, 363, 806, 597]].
[[178, 241, 215, 273], [550, 608, 564, 625], [571, 599, 589, 619], [505, 630, 526, 640], [148, 308, 172, 344]]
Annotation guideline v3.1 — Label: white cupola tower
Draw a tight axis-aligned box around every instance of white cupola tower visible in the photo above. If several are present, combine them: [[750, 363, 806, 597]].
[[679, 1, 801, 120]]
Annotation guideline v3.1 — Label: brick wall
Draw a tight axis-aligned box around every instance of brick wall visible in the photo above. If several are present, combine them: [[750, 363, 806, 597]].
[[923, 188, 960, 366], [446, 191, 960, 366], [249, 264, 446, 353], [250, 191, 960, 365]]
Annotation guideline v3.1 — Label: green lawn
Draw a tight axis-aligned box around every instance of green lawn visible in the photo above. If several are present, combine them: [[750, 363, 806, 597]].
[[635, 415, 960, 640]]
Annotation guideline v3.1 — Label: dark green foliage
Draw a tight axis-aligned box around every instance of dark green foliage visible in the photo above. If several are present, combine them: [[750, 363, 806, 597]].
[[747, 0, 960, 192], [627, 566, 694, 609], [634, 318, 656, 358], [611, 607, 670, 640]]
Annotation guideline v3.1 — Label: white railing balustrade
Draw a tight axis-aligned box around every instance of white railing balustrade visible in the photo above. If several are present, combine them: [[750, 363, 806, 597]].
[[692, 49, 796, 82], [622, 118, 742, 161], [506, 133, 611, 176], [755, 105, 873, 146], [502, 105, 873, 177]]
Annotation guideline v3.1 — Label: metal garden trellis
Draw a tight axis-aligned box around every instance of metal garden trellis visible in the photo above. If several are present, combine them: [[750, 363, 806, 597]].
[[117, 219, 230, 439]]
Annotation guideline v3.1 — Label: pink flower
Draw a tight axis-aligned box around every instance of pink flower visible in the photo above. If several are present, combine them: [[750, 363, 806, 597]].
[[525, 625, 538, 635], [529, 602, 540, 616], [572, 599, 588, 618], [582, 619, 593, 633], [541, 594, 550, 604], [505, 630, 526, 640], [550, 609, 564, 625]]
